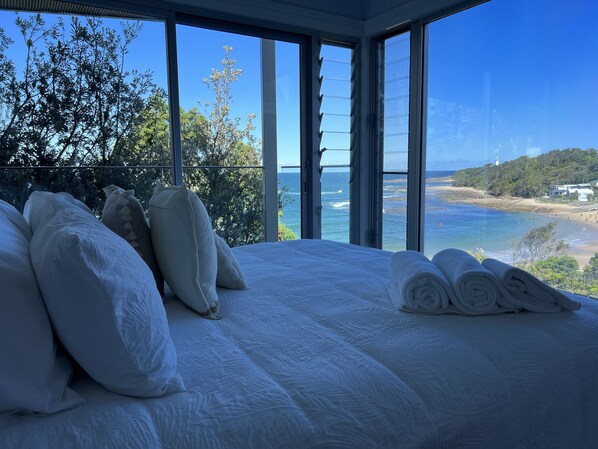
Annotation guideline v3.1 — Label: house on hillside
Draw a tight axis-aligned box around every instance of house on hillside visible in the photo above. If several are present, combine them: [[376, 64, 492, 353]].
[[549, 184, 595, 202]]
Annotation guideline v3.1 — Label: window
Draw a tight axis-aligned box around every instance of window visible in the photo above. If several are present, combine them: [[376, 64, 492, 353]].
[[0, 10, 170, 213], [276, 41, 301, 241], [176, 26, 265, 246], [176, 24, 301, 246], [318, 42, 354, 242], [424, 0, 598, 295], [0, 5, 304, 248], [378, 31, 410, 250]]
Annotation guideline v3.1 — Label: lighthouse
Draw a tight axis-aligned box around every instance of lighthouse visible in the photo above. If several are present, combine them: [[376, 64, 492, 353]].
[[495, 156, 500, 166]]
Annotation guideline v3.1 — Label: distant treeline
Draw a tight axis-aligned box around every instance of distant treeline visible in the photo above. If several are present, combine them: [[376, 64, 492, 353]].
[[452, 148, 598, 198]]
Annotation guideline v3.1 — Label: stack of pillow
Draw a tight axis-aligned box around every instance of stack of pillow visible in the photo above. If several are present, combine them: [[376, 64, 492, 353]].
[[104, 181, 247, 318], [0, 182, 247, 415]]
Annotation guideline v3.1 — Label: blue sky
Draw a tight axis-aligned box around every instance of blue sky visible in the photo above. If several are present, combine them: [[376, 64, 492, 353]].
[[0, 0, 596, 171], [426, 0, 598, 169]]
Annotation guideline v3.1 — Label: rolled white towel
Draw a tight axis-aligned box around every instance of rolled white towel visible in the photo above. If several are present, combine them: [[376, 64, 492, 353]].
[[432, 248, 519, 315], [387, 250, 455, 314], [482, 258, 581, 312]]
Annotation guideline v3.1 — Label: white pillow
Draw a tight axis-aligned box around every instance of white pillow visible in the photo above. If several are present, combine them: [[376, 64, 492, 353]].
[[0, 199, 82, 414], [0, 200, 32, 238], [149, 183, 219, 317], [214, 232, 248, 290], [23, 191, 91, 233], [28, 193, 185, 397], [102, 185, 164, 296]]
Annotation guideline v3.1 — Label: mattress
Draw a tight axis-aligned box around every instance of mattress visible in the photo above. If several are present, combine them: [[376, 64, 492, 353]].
[[2, 239, 598, 448]]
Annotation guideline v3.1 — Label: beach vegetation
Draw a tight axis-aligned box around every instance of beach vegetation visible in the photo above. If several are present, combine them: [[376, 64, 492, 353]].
[[583, 254, 598, 282], [512, 222, 598, 296], [527, 255, 598, 297], [512, 221, 568, 267]]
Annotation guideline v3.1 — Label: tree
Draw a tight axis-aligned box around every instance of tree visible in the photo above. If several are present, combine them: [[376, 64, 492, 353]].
[[512, 225, 598, 296], [584, 254, 598, 282], [512, 221, 568, 268], [0, 14, 155, 212], [0, 15, 283, 247], [452, 148, 598, 199], [528, 255, 580, 291], [183, 46, 264, 246]]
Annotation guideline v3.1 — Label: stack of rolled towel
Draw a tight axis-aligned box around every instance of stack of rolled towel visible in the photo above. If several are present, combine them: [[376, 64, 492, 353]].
[[387, 248, 581, 315]]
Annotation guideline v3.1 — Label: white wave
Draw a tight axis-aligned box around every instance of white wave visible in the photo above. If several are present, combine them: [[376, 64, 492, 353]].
[[330, 201, 350, 209]]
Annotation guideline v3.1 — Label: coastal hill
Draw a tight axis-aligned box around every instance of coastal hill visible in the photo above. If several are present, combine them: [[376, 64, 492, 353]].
[[452, 148, 598, 198]]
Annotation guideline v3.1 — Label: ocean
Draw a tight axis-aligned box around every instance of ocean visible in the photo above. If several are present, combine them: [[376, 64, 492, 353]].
[[278, 170, 595, 262]]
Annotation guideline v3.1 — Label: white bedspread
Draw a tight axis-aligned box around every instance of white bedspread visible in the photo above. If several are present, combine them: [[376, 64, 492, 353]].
[[2, 240, 598, 448]]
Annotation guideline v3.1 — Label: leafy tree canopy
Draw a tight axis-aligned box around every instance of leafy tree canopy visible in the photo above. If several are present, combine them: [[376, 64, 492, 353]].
[[452, 148, 598, 198], [0, 15, 295, 246], [512, 221, 568, 267]]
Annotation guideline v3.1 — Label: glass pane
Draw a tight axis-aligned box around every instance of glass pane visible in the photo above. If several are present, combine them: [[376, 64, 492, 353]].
[[321, 168, 350, 242], [177, 26, 264, 245], [278, 167, 300, 240], [320, 43, 352, 242], [424, 0, 598, 296], [183, 167, 264, 246], [382, 174, 407, 250], [0, 11, 170, 213], [320, 95, 351, 116], [276, 40, 301, 240], [380, 31, 410, 250], [381, 32, 410, 173]]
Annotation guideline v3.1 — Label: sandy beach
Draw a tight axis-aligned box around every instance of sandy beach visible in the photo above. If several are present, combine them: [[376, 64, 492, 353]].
[[429, 181, 598, 266]]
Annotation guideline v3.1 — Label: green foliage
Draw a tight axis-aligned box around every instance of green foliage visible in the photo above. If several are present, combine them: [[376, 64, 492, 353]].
[[452, 148, 598, 198], [278, 222, 297, 241], [0, 15, 275, 247], [528, 256, 580, 291], [0, 15, 156, 212], [181, 46, 264, 246], [511, 222, 598, 296], [584, 254, 598, 283], [512, 221, 568, 267], [528, 255, 598, 297], [277, 183, 297, 241]]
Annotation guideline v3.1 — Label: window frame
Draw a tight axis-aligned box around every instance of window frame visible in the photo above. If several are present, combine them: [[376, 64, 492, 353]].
[[372, 0, 490, 253], [0, 0, 349, 244]]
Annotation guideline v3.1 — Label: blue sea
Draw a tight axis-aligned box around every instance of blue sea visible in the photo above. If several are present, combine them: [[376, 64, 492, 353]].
[[278, 170, 595, 262]]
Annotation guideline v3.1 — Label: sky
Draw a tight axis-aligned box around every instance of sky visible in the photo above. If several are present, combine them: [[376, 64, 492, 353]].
[[426, 0, 598, 169], [0, 0, 596, 171]]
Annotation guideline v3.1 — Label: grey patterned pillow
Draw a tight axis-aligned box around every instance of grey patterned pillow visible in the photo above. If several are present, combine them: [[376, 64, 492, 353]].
[[214, 232, 247, 290], [102, 185, 164, 296]]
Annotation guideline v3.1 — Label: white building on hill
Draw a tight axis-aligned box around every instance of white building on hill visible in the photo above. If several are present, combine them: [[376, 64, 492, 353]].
[[549, 184, 595, 202]]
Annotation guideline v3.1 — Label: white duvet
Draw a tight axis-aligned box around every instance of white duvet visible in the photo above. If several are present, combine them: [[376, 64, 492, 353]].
[[2, 240, 598, 448]]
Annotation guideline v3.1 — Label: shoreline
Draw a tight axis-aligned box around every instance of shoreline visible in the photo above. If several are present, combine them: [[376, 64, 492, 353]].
[[429, 182, 598, 267]]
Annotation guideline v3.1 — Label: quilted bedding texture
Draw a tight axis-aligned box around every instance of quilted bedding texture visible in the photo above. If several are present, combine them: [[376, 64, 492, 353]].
[[2, 239, 598, 449]]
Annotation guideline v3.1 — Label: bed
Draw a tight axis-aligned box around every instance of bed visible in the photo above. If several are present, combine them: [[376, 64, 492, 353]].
[[2, 239, 598, 448]]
